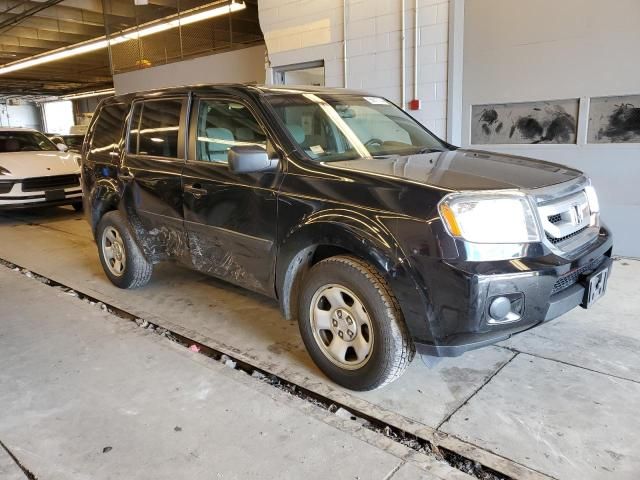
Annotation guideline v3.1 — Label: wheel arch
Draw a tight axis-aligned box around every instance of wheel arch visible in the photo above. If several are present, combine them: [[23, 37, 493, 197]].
[[88, 178, 120, 237], [276, 211, 434, 343]]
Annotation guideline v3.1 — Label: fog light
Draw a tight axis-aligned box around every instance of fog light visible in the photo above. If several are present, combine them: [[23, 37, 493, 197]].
[[489, 296, 511, 321], [487, 293, 524, 324]]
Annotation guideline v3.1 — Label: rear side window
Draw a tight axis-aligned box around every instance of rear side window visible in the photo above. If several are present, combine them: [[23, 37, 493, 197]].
[[128, 99, 183, 158], [90, 103, 128, 153]]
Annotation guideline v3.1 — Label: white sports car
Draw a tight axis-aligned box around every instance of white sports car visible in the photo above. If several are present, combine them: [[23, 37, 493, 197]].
[[0, 128, 83, 210]]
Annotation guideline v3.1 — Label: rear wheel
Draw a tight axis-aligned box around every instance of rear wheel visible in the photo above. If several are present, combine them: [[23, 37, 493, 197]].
[[298, 255, 414, 391], [96, 211, 152, 289]]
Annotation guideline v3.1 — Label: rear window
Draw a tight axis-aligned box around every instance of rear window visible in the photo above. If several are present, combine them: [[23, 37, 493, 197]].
[[128, 99, 183, 158], [90, 104, 128, 153]]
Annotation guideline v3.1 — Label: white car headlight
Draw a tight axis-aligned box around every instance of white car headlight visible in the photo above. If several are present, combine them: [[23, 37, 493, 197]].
[[584, 183, 599, 214], [439, 192, 540, 244]]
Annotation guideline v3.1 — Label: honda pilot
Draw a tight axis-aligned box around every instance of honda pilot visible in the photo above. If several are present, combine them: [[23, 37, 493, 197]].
[[81, 85, 613, 390]]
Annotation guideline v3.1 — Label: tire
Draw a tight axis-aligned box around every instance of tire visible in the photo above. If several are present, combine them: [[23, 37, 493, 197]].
[[298, 255, 414, 391], [96, 211, 152, 289], [72, 201, 83, 212]]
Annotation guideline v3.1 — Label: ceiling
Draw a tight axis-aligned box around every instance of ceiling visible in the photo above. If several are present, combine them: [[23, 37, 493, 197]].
[[0, 0, 262, 97]]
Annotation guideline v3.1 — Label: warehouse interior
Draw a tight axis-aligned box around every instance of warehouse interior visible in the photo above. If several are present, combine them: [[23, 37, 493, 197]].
[[0, 1, 638, 479]]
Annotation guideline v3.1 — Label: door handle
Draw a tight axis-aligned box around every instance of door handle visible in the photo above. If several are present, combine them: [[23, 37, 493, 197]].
[[184, 183, 208, 198]]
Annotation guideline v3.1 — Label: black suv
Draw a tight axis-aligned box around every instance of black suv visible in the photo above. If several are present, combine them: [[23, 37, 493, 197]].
[[81, 85, 613, 390]]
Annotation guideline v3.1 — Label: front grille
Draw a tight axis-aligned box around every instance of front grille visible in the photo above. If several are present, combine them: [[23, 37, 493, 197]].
[[548, 213, 562, 224], [22, 174, 79, 192], [551, 256, 604, 295], [0, 181, 13, 194], [545, 226, 588, 245], [537, 188, 593, 250]]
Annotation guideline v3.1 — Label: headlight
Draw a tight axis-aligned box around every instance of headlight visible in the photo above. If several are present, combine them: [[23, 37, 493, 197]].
[[439, 192, 540, 244], [584, 182, 599, 214], [0, 166, 10, 175]]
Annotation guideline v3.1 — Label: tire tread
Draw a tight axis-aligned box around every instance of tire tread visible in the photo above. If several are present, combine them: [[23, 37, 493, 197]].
[[308, 255, 414, 389], [97, 211, 152, 289]]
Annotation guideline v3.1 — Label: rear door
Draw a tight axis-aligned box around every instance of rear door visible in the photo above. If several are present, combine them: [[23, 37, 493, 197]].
[[121, 96, 189, 262], [182, 95, 282, 295]]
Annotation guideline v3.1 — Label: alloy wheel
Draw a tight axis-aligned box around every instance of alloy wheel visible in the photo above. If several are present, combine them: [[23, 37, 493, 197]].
[[309, 284, 374, 370], [101, 226, 127, 277]]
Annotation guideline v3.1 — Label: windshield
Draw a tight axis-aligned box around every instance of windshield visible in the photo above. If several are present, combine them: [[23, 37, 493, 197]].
[[0, 131, 58, 153], [266, 93, 448, 161], [62, 135, 84, 149]]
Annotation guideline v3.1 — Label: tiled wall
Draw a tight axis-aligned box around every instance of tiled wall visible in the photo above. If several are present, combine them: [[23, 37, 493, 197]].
[[259, 0, 450, 138]]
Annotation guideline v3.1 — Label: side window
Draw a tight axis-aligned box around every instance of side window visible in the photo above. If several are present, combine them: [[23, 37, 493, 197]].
[[129, 99, 183, 158], [195, 99, 267, 163], [90, 103, 128, 154]]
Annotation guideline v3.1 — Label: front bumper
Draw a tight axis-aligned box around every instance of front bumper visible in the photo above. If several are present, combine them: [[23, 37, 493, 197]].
[[415, 226, 613, 357], [0, 179, 82, 210]]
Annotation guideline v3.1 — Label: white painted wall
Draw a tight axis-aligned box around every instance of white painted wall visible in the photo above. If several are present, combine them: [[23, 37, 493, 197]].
[[0, 103, 41, 130], [113, 45, 267, 95], [259, 0, 450, 138], [461, 0, 640, 257]]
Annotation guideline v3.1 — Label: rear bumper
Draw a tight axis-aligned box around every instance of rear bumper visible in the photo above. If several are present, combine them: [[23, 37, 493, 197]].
[[414, 227, 613, 357]]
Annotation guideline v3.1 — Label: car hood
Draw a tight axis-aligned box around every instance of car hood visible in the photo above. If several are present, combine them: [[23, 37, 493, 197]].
[[327, 148, 583, 191], [0, 151, 80, 179]]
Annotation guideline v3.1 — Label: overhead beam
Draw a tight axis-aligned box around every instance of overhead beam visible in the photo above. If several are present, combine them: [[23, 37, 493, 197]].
[[0, 13, 106, 36], [5, 26, 97, 44], [0, 0, 64, 35]]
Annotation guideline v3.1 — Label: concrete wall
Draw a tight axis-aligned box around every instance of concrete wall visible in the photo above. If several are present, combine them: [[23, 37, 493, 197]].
[[461, 0, 640, 257], [259, 0, 450, 138], [0, 103, 42, 130], [113, 45, 267, 95]]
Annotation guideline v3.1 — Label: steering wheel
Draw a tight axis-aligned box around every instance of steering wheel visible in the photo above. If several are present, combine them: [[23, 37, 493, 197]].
[[364, 138, 384, 148]]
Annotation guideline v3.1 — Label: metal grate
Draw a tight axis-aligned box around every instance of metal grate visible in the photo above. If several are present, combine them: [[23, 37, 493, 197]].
[[545, 226, 588, 245], [551, 256, 604, 295], [0, 181, 14, 194], [548, 213, 562, 224], [107, 0, 263, 75], [22, 175, 80, 192]]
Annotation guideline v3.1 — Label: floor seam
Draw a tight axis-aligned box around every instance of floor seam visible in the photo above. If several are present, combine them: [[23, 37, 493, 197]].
[[25, 221, 89, 240], [436, 351, 519, 431], [382, 460, 405, 480], [496, 345, 640, 385], [0, 439, 37, 480]]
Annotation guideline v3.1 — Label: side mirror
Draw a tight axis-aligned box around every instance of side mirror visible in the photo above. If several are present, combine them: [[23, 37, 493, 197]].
[[228, 146, 279, 174], [56, 143, 69, 152]]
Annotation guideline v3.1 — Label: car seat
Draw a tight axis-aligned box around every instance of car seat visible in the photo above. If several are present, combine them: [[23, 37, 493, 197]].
[[204, 127, 234, 162]]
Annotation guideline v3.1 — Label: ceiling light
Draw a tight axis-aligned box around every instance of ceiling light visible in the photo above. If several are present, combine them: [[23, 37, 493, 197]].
[[0, 1, 246, 76], [60, 88, 116, 100]]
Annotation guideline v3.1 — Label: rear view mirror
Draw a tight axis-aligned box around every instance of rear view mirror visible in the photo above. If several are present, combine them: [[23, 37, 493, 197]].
[[228, 146, 279, 174]]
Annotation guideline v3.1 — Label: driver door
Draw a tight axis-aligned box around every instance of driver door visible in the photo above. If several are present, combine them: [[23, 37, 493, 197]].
[[182, 96, 283, 295]]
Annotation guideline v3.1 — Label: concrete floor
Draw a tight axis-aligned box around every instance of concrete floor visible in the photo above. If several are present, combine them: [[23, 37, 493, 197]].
[[0, 264, 459, 479], [0, 207, 639, 479]]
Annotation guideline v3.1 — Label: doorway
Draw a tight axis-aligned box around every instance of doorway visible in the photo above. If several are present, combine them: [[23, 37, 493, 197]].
[[273, 60, 325, 86]]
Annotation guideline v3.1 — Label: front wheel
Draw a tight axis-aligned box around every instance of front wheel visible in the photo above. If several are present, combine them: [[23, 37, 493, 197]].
[[298, 256, 414, 391], [96, 211, 152, 289]]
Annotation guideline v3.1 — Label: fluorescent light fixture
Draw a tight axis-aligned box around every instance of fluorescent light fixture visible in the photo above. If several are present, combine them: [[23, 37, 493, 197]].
[[0, 1, 246, 76], [60, 88, 115, 100]]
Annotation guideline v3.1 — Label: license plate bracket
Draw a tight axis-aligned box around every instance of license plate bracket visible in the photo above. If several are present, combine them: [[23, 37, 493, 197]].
[[582, 260, 611, 308], [45, 189, 65, 201]]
